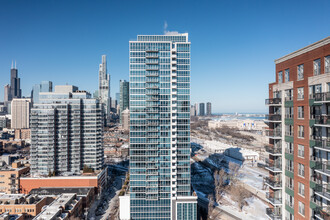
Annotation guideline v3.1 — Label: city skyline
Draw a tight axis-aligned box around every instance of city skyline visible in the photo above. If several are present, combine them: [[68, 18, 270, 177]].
[[1, 0, 330, 113]]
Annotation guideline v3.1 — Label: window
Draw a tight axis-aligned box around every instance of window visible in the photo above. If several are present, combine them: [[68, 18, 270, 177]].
[[314, 59, 321, 75], [285, 69, 290, 82], [298, 125, 304, 138], [297, 87, 304, 100], [285, 107, 293, 118], [285, 193, 294, 208], [309, 84, 322, 98], [285, 89, 293, 101], [286, 142, 294, 154], [298, 182, 305, 196], [298, 106, 304, 119], [298, 64, 304, 80], [285, 125, 294, 136], [298, 201, 305, 216], [286, 159, 294, 172], [286, 176, 294, 190], [278, 71, 283, 83], [298, 145, 304, 158], [298, 163, 305, 177], [325, 55, 330, 73]]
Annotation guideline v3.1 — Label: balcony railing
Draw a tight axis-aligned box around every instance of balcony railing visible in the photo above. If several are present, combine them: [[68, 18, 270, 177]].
[[315, 139, 330, 151], [265, 98, 282, 105], [265, 161, 282, 172], [265, 114, 282, 121], [313, 92, 330, 102], [315, 206, 330, 220], [266, 208, 282, 220], [313, 115, 330, 126], [314, 184, 330, 200], [266, 192, 282, 205], [265, 145, 282, 154], [265, 177, 282, 188], [314, 160, 330, 176], [265, 129, 282, 138]]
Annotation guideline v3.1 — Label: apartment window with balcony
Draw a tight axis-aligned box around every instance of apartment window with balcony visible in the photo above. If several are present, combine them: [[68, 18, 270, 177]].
[[278, 71, 283, 83], [298, 163, 305, 177], [298, 201, 305, 216], [285, 89, 293, 101], [285, 125, 293, 136], [285, 193, 294, 208], [298, 125, 304, 138], [298, 106, 304, 119], [285, 176, 294, 189], [286, 159, 294, 172], [286, 142, 293, 154], [309, 84, 322, 99], [297, 87, 304, 100], [314, 59, 321, 75], [298, 144, 304, 158], [285, 69, 290, 82], [325, 55, 330, 73], [298, 182, 305, 196], [297, 64, 304, 80]]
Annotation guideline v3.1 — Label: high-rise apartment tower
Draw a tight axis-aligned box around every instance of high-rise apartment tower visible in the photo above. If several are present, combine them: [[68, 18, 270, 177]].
[[265, 37, 330, 220], [98, 55, 110, 121], [128, 33, 197, 219], [119, 80, 129, 123], [30, 85, 104, 176], [199, 103, 205, 116], [206, 102, 212, 116]]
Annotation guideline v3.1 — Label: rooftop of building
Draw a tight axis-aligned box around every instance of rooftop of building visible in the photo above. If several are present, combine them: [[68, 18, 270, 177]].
[[30, 187, 93, 196], [22, 168, 105, 179], [0, 212, 23, 220], [275, 36, 330, 64], [34, 193, 79, 220], [0, 193, 43, 205]]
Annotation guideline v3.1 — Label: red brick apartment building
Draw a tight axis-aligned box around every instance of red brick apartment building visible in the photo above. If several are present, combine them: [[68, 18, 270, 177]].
[[265, 37, 330, 220]]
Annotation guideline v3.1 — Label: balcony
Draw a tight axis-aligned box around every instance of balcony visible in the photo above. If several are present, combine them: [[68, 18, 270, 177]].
[[314, 161, 330, 176], [265, 177, 282, 189], [265, 129, 282, 139], [315, 139, 330, 152], [314, 92, 330, 102], [266, 208, 282, 220], [315, 206, 330, 220], [266, 193, 282, 205], [265, 114, 282, 122], [265, 145, 282, 155], [265, 161, 282, 173], [265, 98, 282, 105], [314, 184, 330, 201], [313, 115, 330, 127]]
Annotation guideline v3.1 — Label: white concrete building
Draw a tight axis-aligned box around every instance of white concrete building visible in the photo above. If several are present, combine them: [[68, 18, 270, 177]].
[[11, 98, 31, 129]]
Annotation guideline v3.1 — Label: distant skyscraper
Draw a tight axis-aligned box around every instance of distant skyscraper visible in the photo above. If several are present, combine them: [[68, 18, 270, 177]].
[[199, 103, 205, 116], [121, 108, 130, 130], [127, 33, 197, 220], [98, 55, 110, 121], [119, 80, 129, 123], [11, 98, 31, 129], [9, 61, 21, 101], [4, 84, 10, 102], [190, 105, 196, 116], [30, 85, 104, 176], [206, 102, 212, 116], [32, 81, 53, 104]]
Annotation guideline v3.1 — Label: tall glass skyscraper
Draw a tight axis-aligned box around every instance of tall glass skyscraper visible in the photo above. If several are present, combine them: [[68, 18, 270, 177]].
[[128, 33, 197, 220]]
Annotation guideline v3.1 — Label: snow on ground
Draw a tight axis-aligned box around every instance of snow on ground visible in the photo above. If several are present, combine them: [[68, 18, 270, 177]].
[[238, 162, 267, 191], [218, 193, 268, 220]]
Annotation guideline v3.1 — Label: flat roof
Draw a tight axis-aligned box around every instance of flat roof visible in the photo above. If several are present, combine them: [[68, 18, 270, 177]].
[[275, 36, 330, 64]]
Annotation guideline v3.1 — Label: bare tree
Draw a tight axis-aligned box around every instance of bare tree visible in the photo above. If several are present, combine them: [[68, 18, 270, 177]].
[[228, 162, 240, 184], [214, 169, 227, 202], [230, 185, 251, 211]]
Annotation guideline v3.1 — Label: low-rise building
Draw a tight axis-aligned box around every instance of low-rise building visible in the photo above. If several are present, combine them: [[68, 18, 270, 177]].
[[0, 194, 49, 218], [34, 193, 82, 220], [208, 119, 267, 131], [14, 129, 30, 141], [0, 162, 29, 194], [20, 169, 106, 195]]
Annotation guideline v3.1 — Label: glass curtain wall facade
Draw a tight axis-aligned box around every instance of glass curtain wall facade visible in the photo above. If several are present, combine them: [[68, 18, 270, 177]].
[[129, 33, 196, 219]]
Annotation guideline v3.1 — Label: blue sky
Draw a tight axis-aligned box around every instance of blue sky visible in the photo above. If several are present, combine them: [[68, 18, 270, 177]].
[[0, 0, 329, 113]]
